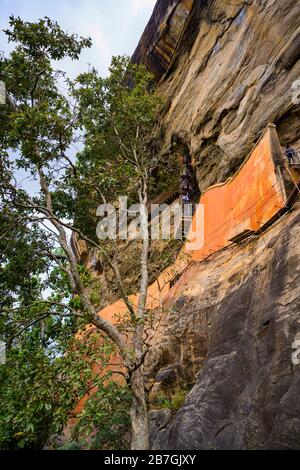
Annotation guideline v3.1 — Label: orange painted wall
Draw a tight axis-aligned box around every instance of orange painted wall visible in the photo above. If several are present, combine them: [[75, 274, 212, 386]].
[[187, 124, 287, 261], [98, 250, 191, 325]]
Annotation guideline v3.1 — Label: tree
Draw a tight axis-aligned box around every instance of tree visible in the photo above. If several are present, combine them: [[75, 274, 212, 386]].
[[0, 17, 174, 449]]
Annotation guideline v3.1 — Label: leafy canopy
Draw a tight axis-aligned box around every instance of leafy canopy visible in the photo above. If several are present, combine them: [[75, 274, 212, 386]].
[[0, 16, 134, 450]]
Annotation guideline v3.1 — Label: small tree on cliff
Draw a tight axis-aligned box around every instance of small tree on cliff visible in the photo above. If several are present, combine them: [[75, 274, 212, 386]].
[[0, 17, 169, 449]]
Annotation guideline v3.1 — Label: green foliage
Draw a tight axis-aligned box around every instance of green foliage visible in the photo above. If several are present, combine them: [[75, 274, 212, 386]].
[[154, 393, 173, 410], [0, 327, 129, 449], [58, 441, 83, 450], [0, 15, 91, 223], [0, 338, 65, 450], [0, 18, 136, 449], [72, 382, 132, 450], [68, 55, 178, 240], [4, 16, 92, 61], [0, 209, 49, 310], [154, 387, 189, 413], [171, 388, 188, 411]]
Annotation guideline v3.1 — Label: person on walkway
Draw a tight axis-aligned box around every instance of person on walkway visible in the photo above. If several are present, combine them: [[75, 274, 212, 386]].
[[182, 193, 190, 204], [285, 145, 296, 164]]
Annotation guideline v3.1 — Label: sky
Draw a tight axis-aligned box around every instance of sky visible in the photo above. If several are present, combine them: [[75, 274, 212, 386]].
[[0, 0, 157, 78]]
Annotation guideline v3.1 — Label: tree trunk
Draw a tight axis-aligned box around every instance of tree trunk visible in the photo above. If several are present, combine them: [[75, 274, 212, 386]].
[[129, 183, 150, 449], [130, 366, 149, 450], [129, 181, 150, 449]]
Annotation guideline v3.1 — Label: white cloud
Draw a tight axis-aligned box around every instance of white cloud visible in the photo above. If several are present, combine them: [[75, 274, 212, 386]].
[[58, 0, 112, 77], [130, 0, 156, 17], [1, 0, 157, 78]]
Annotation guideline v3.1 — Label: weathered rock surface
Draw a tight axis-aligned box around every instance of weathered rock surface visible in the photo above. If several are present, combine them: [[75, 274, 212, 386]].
[[135, 0, 300, 190], [146, 204, 300, 449], [132, 0, 194, 80]]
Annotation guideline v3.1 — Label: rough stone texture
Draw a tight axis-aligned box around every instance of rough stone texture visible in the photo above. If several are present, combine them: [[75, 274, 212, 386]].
[[136, 0, 300, 191], [149, 409, 173, 449], [147, 204, 300, 449], [132, 0, 194, 81]]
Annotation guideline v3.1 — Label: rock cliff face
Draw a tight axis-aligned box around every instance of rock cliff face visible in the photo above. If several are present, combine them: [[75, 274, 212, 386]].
[[132, 0, 194, 80], [147, 203, 300, 450], [132, 0, 300, 450], [134, 0, 300, 190]]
